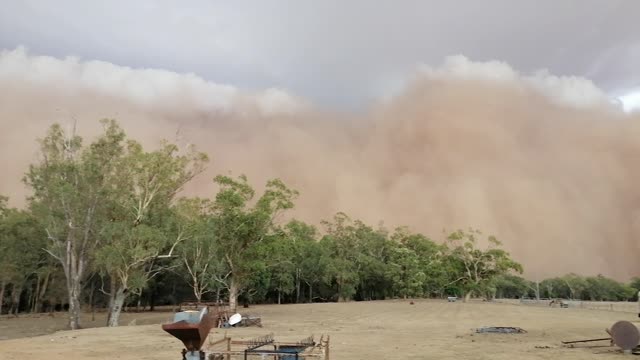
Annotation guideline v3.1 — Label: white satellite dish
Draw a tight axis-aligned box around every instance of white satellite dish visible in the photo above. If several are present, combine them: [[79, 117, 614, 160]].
[[228, 313, 242, 326]]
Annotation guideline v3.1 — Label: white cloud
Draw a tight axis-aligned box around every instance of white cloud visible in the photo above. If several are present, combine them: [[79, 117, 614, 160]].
[[419, 55, 614, 110], [255, 88, 308, 116], [0, 47, 629, 116], [419, 55, 520, 83], [525, 70, 611, 109], [618, 90, 640, 113], [0, 46, 303, 116]]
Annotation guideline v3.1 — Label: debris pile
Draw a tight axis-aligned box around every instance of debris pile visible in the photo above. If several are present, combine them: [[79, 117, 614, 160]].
[[217, 310, 263, 328], [475, 326, 527, 334], [177, 302, 263, 329]]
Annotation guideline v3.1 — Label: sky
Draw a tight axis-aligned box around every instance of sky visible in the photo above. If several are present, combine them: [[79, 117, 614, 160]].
[[1, 0, 640, 110], [1, 1, 640, 279]]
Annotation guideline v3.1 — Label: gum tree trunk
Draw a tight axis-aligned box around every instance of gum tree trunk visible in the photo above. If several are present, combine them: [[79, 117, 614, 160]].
[[33, 272, 50, 313], [63, 234, 87, 330], [107, 287, 127, 327], [229, 277, 239, 312], [67, 280, 82, 329], [10, 284, 22, 315]]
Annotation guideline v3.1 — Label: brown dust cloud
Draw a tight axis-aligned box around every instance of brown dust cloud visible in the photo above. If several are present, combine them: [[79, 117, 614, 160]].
[[1, 48, 639, 280]]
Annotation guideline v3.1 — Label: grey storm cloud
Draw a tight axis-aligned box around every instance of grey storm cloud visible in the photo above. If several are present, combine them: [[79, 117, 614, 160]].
[[1, 0, 639, 108], [1, 1, 640, 280]]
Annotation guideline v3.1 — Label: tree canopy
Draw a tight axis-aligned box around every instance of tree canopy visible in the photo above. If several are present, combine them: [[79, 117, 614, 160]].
[[0, 118, 637, 328]]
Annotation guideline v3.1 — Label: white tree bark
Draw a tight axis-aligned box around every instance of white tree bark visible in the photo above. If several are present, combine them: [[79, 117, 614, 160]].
[[229, 277, 239, 312], [107, 287, 127, 327]]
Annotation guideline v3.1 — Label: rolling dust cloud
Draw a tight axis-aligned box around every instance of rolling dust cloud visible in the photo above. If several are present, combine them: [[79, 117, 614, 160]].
[[1, 47, 639, 280]]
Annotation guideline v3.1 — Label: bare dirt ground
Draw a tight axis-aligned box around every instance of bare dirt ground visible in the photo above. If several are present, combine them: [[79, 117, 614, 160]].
[[0, 299, 638, 359]]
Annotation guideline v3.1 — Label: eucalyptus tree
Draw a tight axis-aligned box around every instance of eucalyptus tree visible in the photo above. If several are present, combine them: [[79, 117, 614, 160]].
[[173, 197, 226, 303], [443, 228, 522, 302], [320, 213, 361, 302], [0, 208, 47, 314], [24, 120, 127, 329], [208, 175, 297, 311], [98, 137, 208, 326]]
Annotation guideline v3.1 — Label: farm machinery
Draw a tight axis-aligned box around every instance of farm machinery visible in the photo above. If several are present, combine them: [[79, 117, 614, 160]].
[[161, 306, 330, 359]]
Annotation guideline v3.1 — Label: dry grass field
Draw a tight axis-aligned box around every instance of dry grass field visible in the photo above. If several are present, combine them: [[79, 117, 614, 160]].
[[0, 299, 639, 359]]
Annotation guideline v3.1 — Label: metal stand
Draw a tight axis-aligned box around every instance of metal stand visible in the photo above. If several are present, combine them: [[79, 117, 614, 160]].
[[181, 349, 206, 360]]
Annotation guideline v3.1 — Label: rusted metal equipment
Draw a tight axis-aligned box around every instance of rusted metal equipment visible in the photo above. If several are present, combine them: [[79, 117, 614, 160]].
[[179, 301, 230, 311], [206, 333, 331, 359], [236, 314, 263, 328], [562, 320, 640, 355], [609, 320, 640, 354], [162, 307, 216, 360], [561, 337, 611, 345]]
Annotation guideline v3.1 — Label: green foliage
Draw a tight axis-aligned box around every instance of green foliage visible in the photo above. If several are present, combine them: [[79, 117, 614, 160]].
[[9, 119, 640, 319], [0, 195, 7, 214], [443, 229, 523, 299], [23, 120, 129, 328], [320, 213, 364, 301], [492, 274, 533, 299], [630, 278, 640, 301], [94, 124, 208, 325], [96, 223, 167, 288], [22, 119, 210, 326], [208, 174, 298, 308], [392, 228, 445, 297], [25, 120, 126, 264], [584, 275, 635, 301], [386, 244, 426, 298], [0, 208, 47, 285], [283, 220, 328, 302], [98, 135, 208, 293], [173, 197, 223, 302], [538, 274, 637, 301]]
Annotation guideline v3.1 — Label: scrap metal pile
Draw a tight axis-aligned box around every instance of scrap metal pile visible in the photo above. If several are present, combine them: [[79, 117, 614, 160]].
[[206, 333, 330, 360], [177, 302, 263, 329]]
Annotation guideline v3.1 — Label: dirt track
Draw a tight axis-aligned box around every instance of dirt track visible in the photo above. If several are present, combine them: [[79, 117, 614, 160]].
[[0, 299, 638, 359]]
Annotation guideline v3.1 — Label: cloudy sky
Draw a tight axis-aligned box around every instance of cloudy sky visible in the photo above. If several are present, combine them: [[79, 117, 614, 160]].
[[1, 0, 639, 109], [2, 1, 640, 278]]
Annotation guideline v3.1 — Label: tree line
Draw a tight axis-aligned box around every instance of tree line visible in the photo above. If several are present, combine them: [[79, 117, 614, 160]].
[[0, 120, 637, 330], [494, 273, 640, 301]]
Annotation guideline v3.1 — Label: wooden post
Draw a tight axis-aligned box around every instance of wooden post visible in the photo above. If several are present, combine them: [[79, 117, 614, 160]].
[[226, 336, 231, 360], [325, 335, 330, 360]]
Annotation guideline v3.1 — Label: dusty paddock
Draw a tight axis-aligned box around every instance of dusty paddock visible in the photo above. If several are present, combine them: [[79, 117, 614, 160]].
[[0, 299, 639, 359]]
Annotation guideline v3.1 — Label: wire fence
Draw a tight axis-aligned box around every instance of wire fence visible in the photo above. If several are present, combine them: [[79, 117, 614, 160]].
[[494, 298, 640, 313]]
